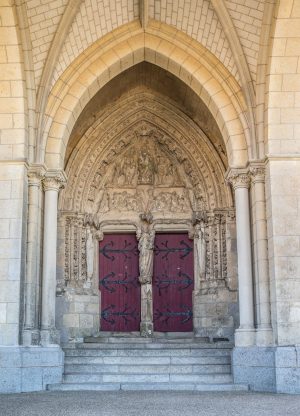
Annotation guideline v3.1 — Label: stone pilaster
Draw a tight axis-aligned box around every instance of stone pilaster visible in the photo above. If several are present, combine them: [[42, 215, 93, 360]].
[[226, 168, 255, 346], [40, 170, 67, 345]]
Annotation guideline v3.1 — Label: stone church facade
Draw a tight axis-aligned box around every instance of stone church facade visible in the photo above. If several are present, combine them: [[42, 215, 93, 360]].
[[0, 0, 299, 394]]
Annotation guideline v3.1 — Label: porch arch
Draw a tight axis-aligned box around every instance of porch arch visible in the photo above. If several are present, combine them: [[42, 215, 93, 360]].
[[41, 21, 251, 170]]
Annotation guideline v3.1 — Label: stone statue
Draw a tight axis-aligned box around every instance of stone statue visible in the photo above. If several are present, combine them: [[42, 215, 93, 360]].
[[138, 150, 154, 184], [86, 228, 94, 281], [195, 223, 206, 280], [138, 228, 155, 284]]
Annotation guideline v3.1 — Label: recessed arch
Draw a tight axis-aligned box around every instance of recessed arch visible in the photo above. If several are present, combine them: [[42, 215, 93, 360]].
[[41, 21, 251, 169]]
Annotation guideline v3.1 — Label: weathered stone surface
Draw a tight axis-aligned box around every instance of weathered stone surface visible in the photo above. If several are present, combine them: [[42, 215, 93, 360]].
[[0, 346, 63, 393]]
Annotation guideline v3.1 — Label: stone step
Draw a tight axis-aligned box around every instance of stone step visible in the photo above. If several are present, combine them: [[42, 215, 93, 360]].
[[64, 348, 232, 357], [64, 363, 231, 374], [63, 373, 233, 384], [48, 382, 248, 392], [75, 342, 232, 350], [65, 355, 231, 365], [83, 336, 212, 344]]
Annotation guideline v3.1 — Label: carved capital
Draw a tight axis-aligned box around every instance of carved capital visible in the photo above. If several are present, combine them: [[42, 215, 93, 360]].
[[43, 170, 67, 192], [226, 169, 250, 190], [249, 164, 265, 184], [27, 165, 46, 187], [94, 229, 104, 241], [192, 211, 208, 226]]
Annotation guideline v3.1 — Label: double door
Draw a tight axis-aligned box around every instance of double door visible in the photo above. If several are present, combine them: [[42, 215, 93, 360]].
[[99, 233, 194, 332]]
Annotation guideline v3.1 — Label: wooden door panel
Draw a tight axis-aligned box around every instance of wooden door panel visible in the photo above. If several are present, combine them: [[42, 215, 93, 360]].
[[153, 233, 194, 332], [99, 234, 140, 332]]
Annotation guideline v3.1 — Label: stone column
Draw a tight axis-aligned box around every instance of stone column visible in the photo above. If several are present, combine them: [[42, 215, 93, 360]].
[[22, 166, 45, 346], [227, 169, 255, 346], [40, 171, 66, 345], [250, 164, 273, 346]]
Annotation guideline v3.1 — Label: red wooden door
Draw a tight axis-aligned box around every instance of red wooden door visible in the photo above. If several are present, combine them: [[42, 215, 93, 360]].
[[99, 234, 140, 332], [153, 233, 194, 332]]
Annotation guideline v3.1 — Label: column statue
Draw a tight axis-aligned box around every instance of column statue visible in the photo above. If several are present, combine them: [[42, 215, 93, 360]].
[[86, 228, 94, 284], [137, 222, 155, 337], [195, 223, 206, 280], [138, 228, 155, 284]]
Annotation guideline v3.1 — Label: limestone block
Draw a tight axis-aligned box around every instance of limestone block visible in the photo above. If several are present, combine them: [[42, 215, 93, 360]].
[[8, 258, 21, 280], [0, 303, 6, 323], [0, 219, 9, 238], [79, 314, 94, 328], [0, 323, 18, 345], [85, 303, 99, 314], [0, 367, 21, 393], [0, 281, 20, 302], [69, 302, 85, 313], [21, 367, 43, 392], [63, 314, 79, 328], [6, 302, 19, 324], [275, 346, 297, 367], [0, 347, 21, 368], [42, 366, 63, 387], [276, 368, 300, 394]]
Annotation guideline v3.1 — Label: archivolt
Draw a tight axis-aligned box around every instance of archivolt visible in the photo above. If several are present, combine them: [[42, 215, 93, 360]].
[[41, 21, 251, 169], [60, 90, 233, 213]]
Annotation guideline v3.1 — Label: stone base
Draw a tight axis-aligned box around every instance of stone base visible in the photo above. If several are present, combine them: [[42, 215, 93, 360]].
[[256, 328, 273, 346], [0, 346, 64, 393], [140, 322, 153, 337], [40, 328, 61, 346], [232, 346, 300, 394], [22, 329, 40, 346], [234, 328, 256, 346]]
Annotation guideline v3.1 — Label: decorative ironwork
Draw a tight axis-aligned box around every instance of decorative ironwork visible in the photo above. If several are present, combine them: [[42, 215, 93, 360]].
[[101, 304, 139, 325], [154, 305, 193, 325], [99, 240, 138, 261], [154, 239, 193, 260], [100, 271, 138, 293], [154, 270, 193, 295]]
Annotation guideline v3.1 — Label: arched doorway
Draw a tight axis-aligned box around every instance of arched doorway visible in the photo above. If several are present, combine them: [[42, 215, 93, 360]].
[[56, 63, 238, 342]]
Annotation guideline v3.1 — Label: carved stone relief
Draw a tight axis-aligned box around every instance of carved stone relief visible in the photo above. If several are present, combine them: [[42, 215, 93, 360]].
[[82, 127, 198, 218], [64, 215, 87, 288], [60, 95, 232, 214]]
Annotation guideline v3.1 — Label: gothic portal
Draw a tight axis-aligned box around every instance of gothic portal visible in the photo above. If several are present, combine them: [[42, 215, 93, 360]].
[[2, 0, 300, 394], [56, 64, 238, 342]]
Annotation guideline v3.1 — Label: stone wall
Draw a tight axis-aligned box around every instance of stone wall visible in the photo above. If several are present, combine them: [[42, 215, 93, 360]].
[[266, 0, 300, 346], [0, 4, 28, 347], [56, 291, 99, 343], [233, 346, 300, 394], [0, 346, 63, 393]]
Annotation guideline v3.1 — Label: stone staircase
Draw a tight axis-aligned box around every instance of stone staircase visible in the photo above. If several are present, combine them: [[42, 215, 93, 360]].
[[48, 337, 248, 392]]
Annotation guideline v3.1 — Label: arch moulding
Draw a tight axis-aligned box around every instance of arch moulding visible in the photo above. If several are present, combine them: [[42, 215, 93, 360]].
[[41, 21, 251, 170]]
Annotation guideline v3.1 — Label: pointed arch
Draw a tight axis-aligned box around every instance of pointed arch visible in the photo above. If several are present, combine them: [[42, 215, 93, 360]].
[[40, 21, 251, 169]]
